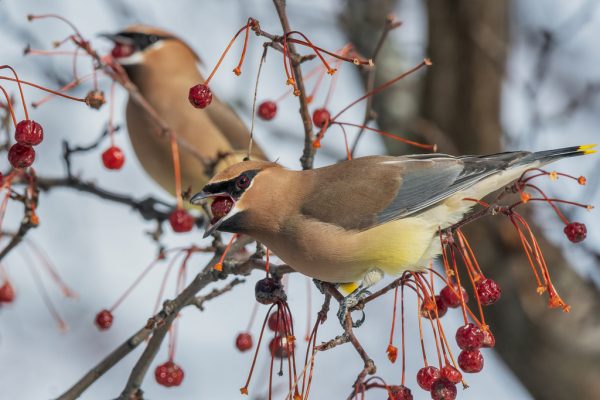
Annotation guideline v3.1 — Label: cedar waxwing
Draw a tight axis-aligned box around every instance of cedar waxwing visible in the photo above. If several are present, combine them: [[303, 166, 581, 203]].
[[191, 145, 597, 324], [103, 25, 264, 196]]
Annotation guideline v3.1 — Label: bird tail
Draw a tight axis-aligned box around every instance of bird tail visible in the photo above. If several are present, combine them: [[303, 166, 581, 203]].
[[515, 144, 597, 166]]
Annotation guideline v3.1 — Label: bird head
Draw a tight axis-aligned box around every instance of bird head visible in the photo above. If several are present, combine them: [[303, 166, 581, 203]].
[[190, 160, 282, 238]]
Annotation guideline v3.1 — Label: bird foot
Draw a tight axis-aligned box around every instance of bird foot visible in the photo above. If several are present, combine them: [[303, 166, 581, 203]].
[[337, 289, 371, 328]]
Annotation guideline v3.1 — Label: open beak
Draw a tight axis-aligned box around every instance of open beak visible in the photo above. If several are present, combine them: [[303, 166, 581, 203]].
[[97, 33, 134, 45], [190, 191, 236, 238]]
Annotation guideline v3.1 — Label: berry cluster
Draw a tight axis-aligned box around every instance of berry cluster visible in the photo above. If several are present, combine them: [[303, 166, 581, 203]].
[[8, 120, 44, 169]]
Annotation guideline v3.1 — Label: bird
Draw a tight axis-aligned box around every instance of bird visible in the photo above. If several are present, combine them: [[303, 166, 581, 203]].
[[191, 145, 596, 325], [101, 25, 264, 197]]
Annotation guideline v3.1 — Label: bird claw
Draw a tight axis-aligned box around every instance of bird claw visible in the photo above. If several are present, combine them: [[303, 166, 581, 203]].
[[337, 289, 371, 328]]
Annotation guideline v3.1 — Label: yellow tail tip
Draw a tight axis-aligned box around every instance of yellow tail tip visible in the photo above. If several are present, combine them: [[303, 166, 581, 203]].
[[578, 144, 597, 155]]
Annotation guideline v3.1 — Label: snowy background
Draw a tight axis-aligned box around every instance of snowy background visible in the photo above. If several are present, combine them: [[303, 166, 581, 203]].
[[1, 0, 598, 399]]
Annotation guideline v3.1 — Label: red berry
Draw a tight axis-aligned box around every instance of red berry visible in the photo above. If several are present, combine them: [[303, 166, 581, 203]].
[[421, 295, 447, 319], [564, 222, 587, 243], [0, 281, 15, 303], [440, 284, 468, 308], [476, 278, 501, 305], [188, 83, 213, 109], [269, 335, 294, 359], [388, 385, 413, 400], [169, 209, 195, 233], [15, 120, 43, 146], [431, 378, 457, 400], [235, 332, 253, 352], [155, 360, 184, 387], [482, 329, 496, 348], [101, 146, 125, 170], [111, 42, 135, 58], [440, 365, 462, 384], [268, 309, 292, 333], [457, 349, 484, 373], [95, 309, 113, 330], [416, 366, 441, 391], [312, 108, 330, 128], [8, 143, 35, 169], [210, 196, 234, 224], [455, 323, 484, 350], [258, 101, 277, 120]]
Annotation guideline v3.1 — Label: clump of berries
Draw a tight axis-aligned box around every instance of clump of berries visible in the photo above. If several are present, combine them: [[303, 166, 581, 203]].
[[102, 146, 125, 170], [9, 120, 44, 169], [258, 100, 277, 121], [155, 360, 184, 387], [188, 83, 213, 109]]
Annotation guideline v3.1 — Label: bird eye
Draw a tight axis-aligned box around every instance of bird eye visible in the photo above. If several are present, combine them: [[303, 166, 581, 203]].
[[236, 174, 250, 190]]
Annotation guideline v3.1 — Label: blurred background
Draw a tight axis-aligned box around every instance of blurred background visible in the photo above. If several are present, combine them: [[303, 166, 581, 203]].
[[0, 0, 599, 399]]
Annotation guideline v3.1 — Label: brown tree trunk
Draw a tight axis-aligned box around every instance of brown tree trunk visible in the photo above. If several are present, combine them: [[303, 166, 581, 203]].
[[342, 1, 600, 399]]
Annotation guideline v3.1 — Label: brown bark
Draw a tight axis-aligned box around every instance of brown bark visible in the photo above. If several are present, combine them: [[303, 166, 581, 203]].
[[342, 1, 600, 399]]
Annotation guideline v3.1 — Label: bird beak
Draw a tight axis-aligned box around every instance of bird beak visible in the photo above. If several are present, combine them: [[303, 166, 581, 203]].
[[190, 191, 212, 204], [190, 191, 236, 238], [97, 32, 134, 45]]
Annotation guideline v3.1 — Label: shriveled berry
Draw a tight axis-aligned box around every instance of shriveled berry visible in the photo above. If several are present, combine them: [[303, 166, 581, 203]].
[[111, 42, 135, 58], [235, 332, 253, 352], [416, 366, 441, 391], [455, 323, 484, 350], [15, 120, 43, 146], [421, 295, 447, 319], [95, 309, 113, 330], [0, 281, 15, 303], [482, 329, 495, 348], [188, 83, 212, 109], [312, 108, 330, 128], [255, 277, 286, 304], [101, 146, 125, 170], [8, 143, 35, 169], [388, 385, 413, 400], [440, 365, 462, 384], [258, 101, 277, 120], [431, 378, 457, 400], [210, 196, 233, 224], [169, 209, 194, 233], [564, 222, 587, 243], [269, 335, 295, 358], [268, 309, 292, 333], [440, 284, 468, 308], [476, 278, 501, 305], [85, 90, 106, 109], [457, 349, 484, 373], [155, 360, 184, 387]]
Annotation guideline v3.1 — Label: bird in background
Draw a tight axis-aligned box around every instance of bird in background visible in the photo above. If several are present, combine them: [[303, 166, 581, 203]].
[[102, 25, 264, 197], [191, 145, 597, 325]]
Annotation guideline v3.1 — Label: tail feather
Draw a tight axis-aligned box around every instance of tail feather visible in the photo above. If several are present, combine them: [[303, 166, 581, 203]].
[[516, 144, 597, 166]]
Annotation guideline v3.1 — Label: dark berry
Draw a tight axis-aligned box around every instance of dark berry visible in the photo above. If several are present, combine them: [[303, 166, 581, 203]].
[[269, 335, 294, 358], [210, 196, 234, 224], [255, 277, 286, 305], [416, 366, 441, 391], [188, 83, 212, 109], [457, 349, 484, 373], [8, 143, 35, 169], [235, 332, 253, 352], [482, 329, 495, 348], [312, 108, 330, 128], [95, 309, 113, 330], [169, 209, 194, 233], [440, 284, 468, 308], [476, 278, 501, 305], [388, 385, 413, 400], [101, 146, 125, 170], [258, 101, 277, 120], [431, 378, 457, 400], [455, 323, 484, 350], [421, 295, 447, 319], [564, 222, 587, 243], [0, 281, 15, 303], [15, 120, 43, 146], [111, 42, 135, 58], [440, 365, 462, 384], [85, 90, 106, 109], [155, 361, 184, 387], [268, 309, 292, 333]]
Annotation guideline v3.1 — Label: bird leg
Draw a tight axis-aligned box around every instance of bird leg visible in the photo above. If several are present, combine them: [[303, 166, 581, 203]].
[[337, 268, 384, 328]]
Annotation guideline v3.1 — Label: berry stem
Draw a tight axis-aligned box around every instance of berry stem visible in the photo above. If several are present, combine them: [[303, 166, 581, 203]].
[[0, 76, 86, 103], [334, 122, 435, 151], [205, 22, 252, 84], [0, 65, 29, 120], [108, 258, 160, 312], [0, 85, 17, 128]]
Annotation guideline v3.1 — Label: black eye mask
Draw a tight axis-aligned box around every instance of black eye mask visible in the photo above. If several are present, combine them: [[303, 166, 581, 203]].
[[202, 170, 260, 200], [112, 32, 173, 51]]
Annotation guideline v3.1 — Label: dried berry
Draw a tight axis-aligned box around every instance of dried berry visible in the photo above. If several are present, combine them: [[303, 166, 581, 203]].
[[482, 329, 496, 348], [431, 378, 457, 400], [210, 196, 234, 224], [169, 209, 194, 233], [0, 281, 15, 303], [95, 309, 113, 330], [155, 361, 184, 387], [15, 120, 43, 146], [564, 222, 587, 243], [476, 278, 501, 305], [457, 349, 484, 373], [388, 385, 413, 400], [188, 83, 213, 109], [421, 295, 447, 319], [268, 335, 294, 358], [416, 366, 441, 391], [455, 323, 484, 350], [101, 146, 125, 170], [85, 90, 106, 109], [8, 143, 35, 169], [440, 365, 462, 384], [255, 277, 286, 304], [235, 332, 253, 352], [258, 101, 277, 120], [312, 108, 330, 128], [440, 284, 468, 308]]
